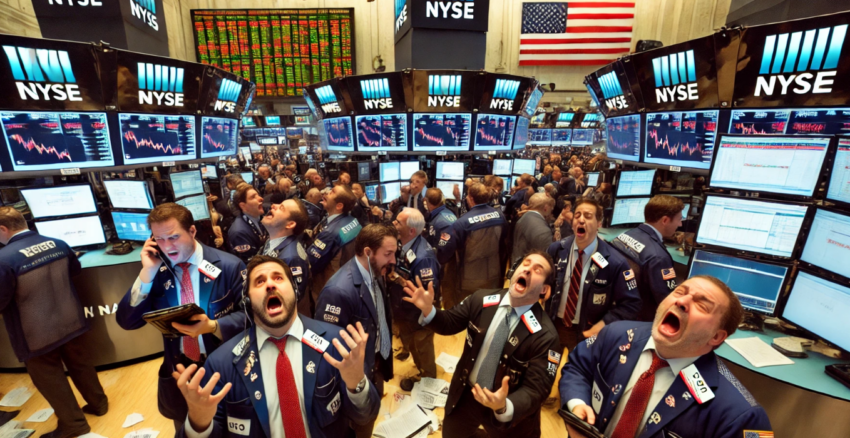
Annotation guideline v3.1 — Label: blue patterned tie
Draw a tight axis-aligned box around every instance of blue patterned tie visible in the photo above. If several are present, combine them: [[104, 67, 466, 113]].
[[374, 279, 391, 359], [475, 309, 515, 390]]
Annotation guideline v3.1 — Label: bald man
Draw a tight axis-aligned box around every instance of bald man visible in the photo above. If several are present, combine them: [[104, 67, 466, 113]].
[[511, 193, 555, 265]]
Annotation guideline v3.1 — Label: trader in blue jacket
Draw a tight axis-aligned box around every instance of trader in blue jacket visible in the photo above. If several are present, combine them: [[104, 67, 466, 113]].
[[559, 276, 773, 438], [228, 184, 268, 263], [424, 188, 458, 308], [116, 203, 247, 429], [308, 184, 362, 303], [259, 198, 312, 311], [172, 255, 379, 438]]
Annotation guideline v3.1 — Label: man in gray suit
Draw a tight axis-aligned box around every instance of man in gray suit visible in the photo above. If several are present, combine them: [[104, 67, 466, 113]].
[[511, 193, 555, 265]]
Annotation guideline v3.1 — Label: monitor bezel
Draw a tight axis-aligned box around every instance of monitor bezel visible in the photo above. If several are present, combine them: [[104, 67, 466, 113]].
[[322, 115, 356, 152], [615, 169, 656, 198], [379, 181, 402, 204], [586, 172, 601, 187], [492, 158, 513, 176], [169, 169, 205, 201], [780, 267, 850, 355], [511, 158, 536, 176], [605, 113, 643, 164], [379, 161, 401, 183], [200, 116, 239, 159], [102, 179, 155, 212], [472, 113, 517, 151], [435, 161, 466, 181], [20, 183, 98, 220], [798, 205, 850, 285], [175, 194, 211, 221], [118, 112, 198, 165], [353, 113, 409, 153], [411, 113, 473, 152], [825, 135, 850, 210]]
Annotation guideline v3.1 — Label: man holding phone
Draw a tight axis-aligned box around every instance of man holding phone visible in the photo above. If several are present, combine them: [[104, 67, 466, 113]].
[[116, 203, 247, 430]]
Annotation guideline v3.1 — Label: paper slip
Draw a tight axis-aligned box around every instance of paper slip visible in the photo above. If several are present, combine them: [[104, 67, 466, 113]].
[[122, 413, 145, 428], [79, 433, 109, 438], [372, 405, 431, 438], [0, 388, 33, 407], [411, 384, 448, 409], [389, 392, 414, 418], [0, 421, 23, 435], [0, 429, 35, 438], [435, 353, 460, 373], [25, 409, 53, 423], [418, 377, 450, 395], [725, 337, 795, 368], [123, 429, 158, 438]]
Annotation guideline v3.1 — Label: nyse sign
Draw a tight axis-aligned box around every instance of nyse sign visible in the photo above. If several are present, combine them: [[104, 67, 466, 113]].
[[426, 1, 475, 20]]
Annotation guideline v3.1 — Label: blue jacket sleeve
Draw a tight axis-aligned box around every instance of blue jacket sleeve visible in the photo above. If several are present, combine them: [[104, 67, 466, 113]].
[[645, 253, 677, 306], [435, 224, 458, 265], [559, 324, 610, 406], [283, 253, 311, 304], [713, 407, 773, 438], [314, 286, 352, 328], [602, 258, 641, 325], [216, 260, 248, 342], [67, 245, 82, 277], [307, 230, 340, 275], [116, 278, 159, 331]]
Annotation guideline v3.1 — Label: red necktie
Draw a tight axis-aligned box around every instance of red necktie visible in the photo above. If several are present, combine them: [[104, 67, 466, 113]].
[[563, 250, 583, 327], [610, 351, 669, 438], [271, 337, 308, 438], [177, 263, 201, 362]]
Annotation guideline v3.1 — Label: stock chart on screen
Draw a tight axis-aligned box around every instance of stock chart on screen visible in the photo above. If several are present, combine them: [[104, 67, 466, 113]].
[[474, 114, 516, 150], [322, 116, 354, 151], [645, 110, 718, 169], [1, 111, 114, 171], [528, 129, 551, 146], [728, 110, 790, 134], [201, 117, 238, 158], [355, 114, 407, 151], [119, 113, 196, 165], [412, 114, 471, 152], [551, 129, 571, 146], [606, 114, 640, 162]]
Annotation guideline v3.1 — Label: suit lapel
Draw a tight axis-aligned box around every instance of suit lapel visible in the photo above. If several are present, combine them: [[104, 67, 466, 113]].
[[300, 319, 327, 428], [233, 328, 271, 438], [474, 290, 506, 347], [198, 245, 220, 312], [502, 302, 543, 358]]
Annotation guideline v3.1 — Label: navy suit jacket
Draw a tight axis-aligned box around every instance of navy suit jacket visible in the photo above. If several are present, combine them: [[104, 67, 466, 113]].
[[390, 236, 441, 324], [228, 215, 267, 264], [269, 236, 311, 305], [426, 205, 458, 265]]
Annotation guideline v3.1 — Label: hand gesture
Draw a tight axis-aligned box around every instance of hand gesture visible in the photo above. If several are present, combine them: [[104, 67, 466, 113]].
[[452, 183, 461, 201], [472, 376, 510, 412], [171, 364, 232, 433], [139, 237, 164, 283], [401, 185, 411, 201], [403, 276, 434, 315], [173, 313, 216, 338], [324, 322, 369, 391]]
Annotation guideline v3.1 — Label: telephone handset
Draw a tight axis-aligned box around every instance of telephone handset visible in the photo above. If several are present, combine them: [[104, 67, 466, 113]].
[[150, 234, 176, 275]]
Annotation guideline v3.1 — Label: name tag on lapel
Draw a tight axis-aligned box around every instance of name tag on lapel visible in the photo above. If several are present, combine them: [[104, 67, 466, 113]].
[[483, 294, 500, 307], [520, 310, 541, 334], [680, 364, 715, 404], [590, 252, 608, 269], [302, 329, 330, 353], [591, 381, 604, 414], [199, 260, 221, 280], [227, 416, 251, 436]]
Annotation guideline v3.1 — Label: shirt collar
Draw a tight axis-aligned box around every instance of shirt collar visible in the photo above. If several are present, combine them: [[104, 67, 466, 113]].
[[327, 213, 341, 224], [644, 224, 664, 243], [267, 236, 287, 251], [257, 315, 304, 349], [572, 237, 598, 257], [526, 210, 544, 219], [643, 336, 700, 375], [402, 236, 417, 253], [499, 291, 534, 319], [11, 229, 30, 239], [355, 257, 373, 289], [186, 241, 204, 267]]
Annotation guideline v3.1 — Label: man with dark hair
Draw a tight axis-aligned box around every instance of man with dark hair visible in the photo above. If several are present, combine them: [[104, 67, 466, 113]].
[[314, 223, 399, 438], [389, 170, 429, 219], [0, 206, 108, 438], [228, 184, 268, 263], [255, 164, 274, 194], [338, 171, 352, 186], [611, 194, 685, 321], [505, 173, 535, 219], [173, 255, 381, 438], [261, 199, 312, 314], [117, 203, 247, 429], [559, 276, 772, 438], [563, 167, 587, 196]]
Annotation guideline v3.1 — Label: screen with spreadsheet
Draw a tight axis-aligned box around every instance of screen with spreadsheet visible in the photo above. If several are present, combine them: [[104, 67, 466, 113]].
[[611, 197, 650, 226], [436, 180, 459, 200], [103, 180, 154, 210], [512, 159, 535, 176], [400, 161, 419, 181], [20, 185, 97, 219], [380, 182, 401, 204], [696, 196, 808, 257], [170, 171, 204, 199], [727, 110, 790, 135], [783, 271, 850, 352], [827, 139, 850, 205], [528, 129, 551, 146], [379, 162, 400, 182], [436, 162, 464, 181], [365, 184, 379, 203], [111, 211, 151, 241], [801, 209, 850, 279], [586, 172, 600, 187], [35, 215, 106, 248], [688, 250, 788, 315], [493, 159, 512, 176], [616, 170, 655, 197], [175, 194, 210, 220]]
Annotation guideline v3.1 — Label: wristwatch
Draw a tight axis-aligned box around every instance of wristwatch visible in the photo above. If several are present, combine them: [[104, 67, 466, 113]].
[[352, 376, 368, 394], [495, 405, 507, 415]]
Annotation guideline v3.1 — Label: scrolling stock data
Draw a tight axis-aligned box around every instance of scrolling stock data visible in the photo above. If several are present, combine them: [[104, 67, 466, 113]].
[[606, 114, 640, 161], [474, 114, 516, 150], [729, 108, 850, 136], [119, 114, 196, 165], [356, 114, 407, 151], [645, 111, 717, 169], [201, 117, 238, 158]]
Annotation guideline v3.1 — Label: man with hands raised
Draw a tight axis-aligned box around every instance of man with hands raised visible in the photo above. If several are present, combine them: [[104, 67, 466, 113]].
[[403, 250, 561, 438], [173, 255, 379, 438]]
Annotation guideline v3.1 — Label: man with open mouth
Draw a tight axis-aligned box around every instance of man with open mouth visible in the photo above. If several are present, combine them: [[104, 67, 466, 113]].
[[260, 199, 312, 312], [558, 276, 772, 438], [228, 183, 268, 264]]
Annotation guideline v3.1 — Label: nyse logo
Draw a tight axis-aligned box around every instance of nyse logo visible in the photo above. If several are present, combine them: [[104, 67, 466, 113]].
[[490, 79, 519, 111], [755, 24, 847, 96], [395, 0, 408, 32], [426, 0, 475, 20], [598, 71, 628, 110], [138, 62, 184, 106], [652, 50, 698, 102], [315, 85, 341, 113], [47, 0, 103, 6], [215, 78, 241, 113], [428, 74, 462, 107], [130, 0, 158, 31], [3, 46, 81, 101], [361, 78, 393, 110]]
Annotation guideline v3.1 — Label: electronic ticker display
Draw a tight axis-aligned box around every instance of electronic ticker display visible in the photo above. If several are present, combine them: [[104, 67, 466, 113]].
[[580, 113, 601, 128], [606, 114, 641, 162], [645, 110, 718, 169], [513, 117, 529, 150], [322, 116, 354, 152], [786, 108, 850, 135], [728, 110, 790, 134], [551, 129, 571, 146], [412, 113, 471, 152], [201, 117, 238, 158], [528, 129, 551, 147], [119, 113, 196, 165], [355, 114, 408, 152], [473, 114, 516, 151]]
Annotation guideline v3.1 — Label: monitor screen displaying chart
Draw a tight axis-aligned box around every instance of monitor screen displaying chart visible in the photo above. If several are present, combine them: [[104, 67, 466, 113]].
[[119, 113, 196, 165], [644, 110, 718, 169]]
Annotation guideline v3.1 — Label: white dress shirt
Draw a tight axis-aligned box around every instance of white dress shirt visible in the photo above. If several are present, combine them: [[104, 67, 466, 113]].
[[557, 238, 599, 323], [264, 236, 287, 256]]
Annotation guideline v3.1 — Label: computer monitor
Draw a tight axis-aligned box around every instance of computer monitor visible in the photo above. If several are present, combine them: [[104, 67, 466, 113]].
[[616, 170, 655, 197], [201, 117, 239, 158], [710, 135, 830, 197], [240, 171, 254, 184], [35, 215, 106, 248], [118, 113, 196, 165], [201, 164, 218, 179], [357, 162, 371, 181], [827, 139, 850, 205], [696, 196, 808, 257], [257, 137, 278, 146], [606, 114, 641, 162], [20, 185, 97, 219], [436, 162, 464, 181], [528, 129, 551, 146], [493, 159, 512, 176], [681, 203, 690, 220], [586, 172, 600, 187], [249, 142, 262, 153], [322, 116, 354, 152], [103, 180, 154, 210], [473, 114, 516, 151], [380, 182, 401, 204], [111, 211, 151, 242], [242, 117, 256, 128], [551, 129, 572, 146], [411, 113, 472, 152], [170, 170, 204, 199], [364, 183, 379, 203], [555, 112, 574, 128], [644, 110, 719, 169], [611, 197, 650, 226], [689, 250, 788, 316], [513, 117, 530, 150], [436, 180, 459, 200], [512, 159, 535, 176], [571, 129, 595, 146], [786, 107, 850, 135], [379, 162, 400, 182], [400, 161, 420, 181], [175, 194, 210, 220], [782, 271, 850, 352], [525, 88, 543, 117], [240, 146, 251, 161], [727, 109, 790, 135], [355, 114, 408, 152], [801, 209, 850, 278], [502, 176, 514, 193], [581, 113, 601, 128], [265, 116, 280, 126]]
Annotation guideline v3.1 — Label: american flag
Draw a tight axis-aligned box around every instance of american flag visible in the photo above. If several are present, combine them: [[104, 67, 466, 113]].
[[520, 1, 635, 66]]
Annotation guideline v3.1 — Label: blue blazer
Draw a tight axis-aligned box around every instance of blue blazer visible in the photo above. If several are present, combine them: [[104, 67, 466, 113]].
[[425, 205, 458, 265], [610, 224, 678, 321], [307, 214, 361, 276], [390, 236, 441, 324], [560, 321, 772, 438], [269, 236, 311, 305], [228, 215, 267, 264]]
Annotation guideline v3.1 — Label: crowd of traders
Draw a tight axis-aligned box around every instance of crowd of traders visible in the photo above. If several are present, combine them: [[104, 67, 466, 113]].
[[0, 150, 773, 438]]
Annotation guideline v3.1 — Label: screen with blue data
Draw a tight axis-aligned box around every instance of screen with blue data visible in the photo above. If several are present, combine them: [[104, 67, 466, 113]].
[[175, 194, 210, 220], [801, 209, 850, 278], [688, 250, 787, 315], [111, 211, 151, 241], [528, 129, 551, 146], [611, 197, 650, 226], [783, 271, 850, 352], [587, 172, 600, 187], [551, 129, 572, 146]]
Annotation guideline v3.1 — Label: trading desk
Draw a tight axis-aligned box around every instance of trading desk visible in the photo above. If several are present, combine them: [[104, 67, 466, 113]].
[[598, 227, 690, 265]]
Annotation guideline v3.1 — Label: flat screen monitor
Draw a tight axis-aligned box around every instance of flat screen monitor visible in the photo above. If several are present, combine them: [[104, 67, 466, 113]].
[[295, 116, 311, 126], [616, 170, 655, 197], [555, 113, 575, 128], [240, 146, 251, 161], [689, 250, 788, 316], [201, 117, 238, 158], [710, 135, 830, 197], [525, 88, 543, 117], [355, 114, 408, 152], [530, 113, 546, 127], [412, 113, 472, 152], [502, 176, 514, 193], [551, 129, 572, 146], [257, 136, 278, 146], [119, 113, 196, 165], [111, 211, 151, 242], [644, 110, 718, 169], [249, 142, 262, 153], [493, 159, 512, 176], [265, 116, 280, 126], [801, 209, 850, 278], [696, 196, 808, 257], [380, 182, 401, 204], [513, 117, 530, 150], [606, 114, 641, 162], [240, 171, 254, 184], [728, 110, 790, 135], [0, 111, 114, 171], [35, 215, 106, 248], [513, 159, 535, 176], [783, 271, 850, 352], [364, 183, 379, 203], [201, 164, 218, 179], [175, 194, 210, 220], [436, 180, 459, 200], [581, 113, 601, 128], [400, 161, 419, 180], [827, 139, 850, 205], [528, 129, 551, 146], [20, 185, 97, 219], [241, 118, 256, 127], [586, 172, 600, 187], [322, 117, 354, 152], [611, 197, 650, 226], [379, 162, 400, 182], [473, 114, 516, 151], [357, 162, 371, 181], [103, 180, 154, 210], [786, 108, 850, 135], [298, 146, 307, 154], [571, 129, 595, 145], [170, 171, 204, 199], [682, 203, 690, 220], [436, 162, 464, 181]]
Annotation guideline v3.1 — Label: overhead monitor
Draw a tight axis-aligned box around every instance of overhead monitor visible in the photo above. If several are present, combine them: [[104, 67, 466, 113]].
[[0, 111, 114, 171], [689, 250, 788, 316], [801, 209, 850, 279], [241, 117, 257, 127], [111, 211, 151, 242], [786, 108, 850, 135], [783, 271, 850, 353], [295, 116, 311, 126], [364, 183, 379, 203], [239, 146, 251, 161], [586, 172, 600, 187], [473, 114, 516, 151], [175, 194, 210, 220], [682, 203, 690, 220], [201, 117, 238, 158], [528, 129, 551, 146], [616, 170, 655, 197], [240, 171, 254, 184], [644, 110, 718, 169], [379, 162, 400, 182], [710, 135, 830, 197], [436, 161, 464, 181], [265, 116, 280, 126], [249, 142, 263, 153], [118, 113, 196, 165], [606, 114, 641, 162], [201, 164, 218, 179], [400, 161, 419, 181], [696, 196, 808, 257], [257, 137, 278, 146], [551, 129, 572, 146], [827, 139, 850, 205], [322, 116, 354, 152], [35, 215, 106, 248], [571, 129, 595, 145], [170, 170, 204, 199], [555, 112, 575, 128], [512, 159, 535, 176], [580, 113, 601, 128], [355, 114, 408, 152], [611, 197, 650, 226], [103, 180, 154, 210], [436, 180, 459, 200], [380, 182, 401, 204], [728, 110, 790, 135], [412, 113, 472, 152], [525, 88, 543, 117], [20, 185, 97, 219], [513, 117, 530, 150], [493, 159, 512, 176]]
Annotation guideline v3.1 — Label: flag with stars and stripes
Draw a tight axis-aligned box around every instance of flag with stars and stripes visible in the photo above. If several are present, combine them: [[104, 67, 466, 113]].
[[520, 1, 635, 66]]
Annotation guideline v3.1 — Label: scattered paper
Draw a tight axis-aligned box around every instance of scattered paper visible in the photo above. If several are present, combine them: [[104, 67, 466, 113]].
[[435, 353, 460, 373], [123, 429, 158, 438], [0, 429, 34, 438], [0, 388, 33, 408], [24, 409, 53, 423], [122, 413, 144, 428], [418, 378, 450, 395], [0, 421, 23, 435], [389, 392, 414, 418], [725, 337, 795, 367], [372, 405, 431, 438], [79, 433, 109, 438]]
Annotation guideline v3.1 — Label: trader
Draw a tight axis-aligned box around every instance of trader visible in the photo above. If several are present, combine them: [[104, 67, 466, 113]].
[[559, 276, 772, 438], [255, 164, 274, 194], [116, 203, 246, 429], [389, 170, 429, 219], [511, 193, 555, 265], [260, 199, 312, 315], [611, 195, 684, 321], [424, 188, 458, 307], [563, 167, 587, 196], [403, 250, 560, 438], [0, 207, 108, 438], [228, 184, 268, 264], [546, 198, 640, 350], [173, 256, 380, 438], [308, 184, 362, 305], [303, 187, 325, 229], [314, 223, 398, 438]]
